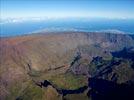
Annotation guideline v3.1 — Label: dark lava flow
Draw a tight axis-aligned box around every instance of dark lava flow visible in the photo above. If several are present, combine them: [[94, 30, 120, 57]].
[[35, 48, 134, 100], [36, 80, 88, 96], [16, 48, 134, 100], [35, 78, 134, 100]]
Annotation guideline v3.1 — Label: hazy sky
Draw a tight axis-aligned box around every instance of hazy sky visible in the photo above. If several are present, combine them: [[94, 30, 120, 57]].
[[1, 0, 134, 19]]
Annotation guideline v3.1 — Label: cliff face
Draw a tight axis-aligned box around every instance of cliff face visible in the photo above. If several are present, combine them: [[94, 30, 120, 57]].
[[0, 32, 134, 100]]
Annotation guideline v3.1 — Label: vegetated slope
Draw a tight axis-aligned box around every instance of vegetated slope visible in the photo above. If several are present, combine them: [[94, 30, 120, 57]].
[[0, 32, 134, 100]]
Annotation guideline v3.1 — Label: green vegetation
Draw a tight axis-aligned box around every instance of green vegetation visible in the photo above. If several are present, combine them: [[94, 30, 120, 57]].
[[48, 73, 87, 89], [28, 69, 42, 77], [12, 81, 44, 100], [1, 32, 134, 100], [64, 93, 89, 100]]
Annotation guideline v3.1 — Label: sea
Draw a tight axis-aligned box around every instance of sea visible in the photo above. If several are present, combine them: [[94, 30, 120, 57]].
[[0, 18, 134, 37]]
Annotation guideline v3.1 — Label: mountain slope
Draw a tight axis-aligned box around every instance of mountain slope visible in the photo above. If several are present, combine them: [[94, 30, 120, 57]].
[[0, 32, 134, 100]]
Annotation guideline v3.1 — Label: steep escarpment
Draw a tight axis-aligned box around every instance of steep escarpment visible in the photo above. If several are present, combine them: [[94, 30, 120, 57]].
[[34, 48, 134, 100], [0, 32, 134, 100]]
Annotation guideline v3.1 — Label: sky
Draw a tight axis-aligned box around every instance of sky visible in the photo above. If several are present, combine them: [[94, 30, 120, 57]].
[[1, 0, 134, 19]]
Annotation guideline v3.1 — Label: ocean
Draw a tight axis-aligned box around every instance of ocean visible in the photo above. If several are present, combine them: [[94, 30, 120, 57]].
[[0, 18, 134, 37]]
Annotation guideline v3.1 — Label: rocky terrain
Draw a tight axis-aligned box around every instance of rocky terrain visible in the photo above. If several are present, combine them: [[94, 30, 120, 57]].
[[0, 31, 134, 100]]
